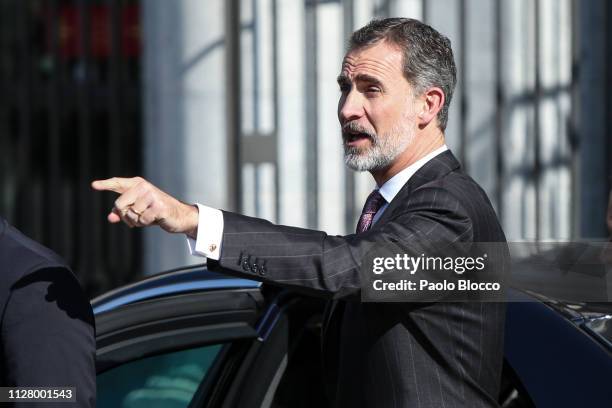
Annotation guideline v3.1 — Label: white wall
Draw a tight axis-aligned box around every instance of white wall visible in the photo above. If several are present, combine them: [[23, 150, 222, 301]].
[[142, 0, 226, 273]]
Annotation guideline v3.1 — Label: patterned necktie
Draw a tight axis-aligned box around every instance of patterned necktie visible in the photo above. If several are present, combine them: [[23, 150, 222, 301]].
[[356, 189, 386, 233]]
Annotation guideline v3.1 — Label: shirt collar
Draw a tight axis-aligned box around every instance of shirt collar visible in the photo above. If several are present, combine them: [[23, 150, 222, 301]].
[[378, 145, 449, 203]]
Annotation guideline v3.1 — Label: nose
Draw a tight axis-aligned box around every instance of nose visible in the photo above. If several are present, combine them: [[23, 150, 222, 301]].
[[338, 91, 364, 124]]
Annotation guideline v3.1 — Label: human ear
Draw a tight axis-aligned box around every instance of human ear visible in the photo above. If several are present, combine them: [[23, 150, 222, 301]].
[[417, 87, 445, 126]]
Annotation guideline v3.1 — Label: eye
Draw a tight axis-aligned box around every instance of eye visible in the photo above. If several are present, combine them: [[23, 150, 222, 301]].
[[365, 86, 381, 97]]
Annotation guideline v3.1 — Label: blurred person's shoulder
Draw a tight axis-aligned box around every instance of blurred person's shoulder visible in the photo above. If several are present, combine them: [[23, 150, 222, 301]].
[[0, 217, 69, 283]]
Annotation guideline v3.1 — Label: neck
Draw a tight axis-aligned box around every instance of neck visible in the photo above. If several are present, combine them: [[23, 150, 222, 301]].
[[371, 128, 445, 186]]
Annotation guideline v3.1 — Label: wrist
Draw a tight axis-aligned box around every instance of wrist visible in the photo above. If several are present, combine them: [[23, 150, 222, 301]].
[[182, 203, 199, 239]]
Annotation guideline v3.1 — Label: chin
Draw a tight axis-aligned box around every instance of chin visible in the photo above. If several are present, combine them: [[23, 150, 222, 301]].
[[344, 154, 389, 172], [344, 153, 368, 171]]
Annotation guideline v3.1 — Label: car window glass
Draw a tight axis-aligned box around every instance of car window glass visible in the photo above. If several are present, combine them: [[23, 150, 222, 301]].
[[97, 344, 223, 408]]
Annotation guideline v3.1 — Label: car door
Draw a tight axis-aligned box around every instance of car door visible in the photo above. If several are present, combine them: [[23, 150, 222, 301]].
[[95, 287, 265, 408]]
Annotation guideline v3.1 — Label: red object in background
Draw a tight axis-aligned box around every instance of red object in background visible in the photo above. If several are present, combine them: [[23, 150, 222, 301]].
[[52, 4, 140, 59], [121, 5, 139, 57]]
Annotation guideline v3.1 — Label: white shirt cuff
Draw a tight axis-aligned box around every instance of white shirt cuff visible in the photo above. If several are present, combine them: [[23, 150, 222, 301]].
[[187, 203, 224, 260]]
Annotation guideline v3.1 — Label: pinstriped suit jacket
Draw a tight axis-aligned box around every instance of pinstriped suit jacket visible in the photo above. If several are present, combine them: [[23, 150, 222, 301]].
[[208, 151, 507, 407]]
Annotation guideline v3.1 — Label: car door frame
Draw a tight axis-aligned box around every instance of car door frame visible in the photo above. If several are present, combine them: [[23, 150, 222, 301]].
[[95, 287, 265, 407]]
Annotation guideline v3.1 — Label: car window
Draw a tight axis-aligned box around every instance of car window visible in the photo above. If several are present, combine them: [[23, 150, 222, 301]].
[[97, 344, 223, 408]]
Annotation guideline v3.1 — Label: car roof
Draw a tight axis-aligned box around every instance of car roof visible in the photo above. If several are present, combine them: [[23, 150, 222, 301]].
[[91, 264, 262, 314]]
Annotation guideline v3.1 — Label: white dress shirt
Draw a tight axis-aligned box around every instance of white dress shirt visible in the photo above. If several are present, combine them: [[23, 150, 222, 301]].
[[188, 145, 448, 260]]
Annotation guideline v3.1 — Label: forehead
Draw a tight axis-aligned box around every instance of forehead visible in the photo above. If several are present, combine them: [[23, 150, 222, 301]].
[[341, 41, 404, 80]]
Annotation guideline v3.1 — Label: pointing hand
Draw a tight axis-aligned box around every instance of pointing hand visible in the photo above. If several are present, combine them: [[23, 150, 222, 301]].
[[91, 177, 199, 238]]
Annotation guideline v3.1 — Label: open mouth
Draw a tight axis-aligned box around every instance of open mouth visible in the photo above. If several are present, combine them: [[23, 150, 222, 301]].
[[342, 125, 373, 146], [344, 131, 373, 147]]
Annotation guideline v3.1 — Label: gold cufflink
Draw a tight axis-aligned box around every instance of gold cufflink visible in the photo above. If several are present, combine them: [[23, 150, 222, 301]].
[[209, 244, 217, 252]]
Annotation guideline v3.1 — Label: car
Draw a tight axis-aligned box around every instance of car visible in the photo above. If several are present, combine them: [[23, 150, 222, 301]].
[[92, 264, 612, 408]]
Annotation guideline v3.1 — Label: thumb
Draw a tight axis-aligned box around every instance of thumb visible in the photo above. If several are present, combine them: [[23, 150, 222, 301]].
[[108, 211, 122, 224]]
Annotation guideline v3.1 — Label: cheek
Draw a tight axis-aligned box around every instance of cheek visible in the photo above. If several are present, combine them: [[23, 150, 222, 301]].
[[403, 105, 418, 122], [367, 103, 404, 132]]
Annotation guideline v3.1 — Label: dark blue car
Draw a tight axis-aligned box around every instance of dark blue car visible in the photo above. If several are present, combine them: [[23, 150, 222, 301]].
[[93, 265, 612, 408]]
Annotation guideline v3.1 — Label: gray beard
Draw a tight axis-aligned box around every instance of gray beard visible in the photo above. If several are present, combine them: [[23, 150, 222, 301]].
[[344, 126, 414, 172]]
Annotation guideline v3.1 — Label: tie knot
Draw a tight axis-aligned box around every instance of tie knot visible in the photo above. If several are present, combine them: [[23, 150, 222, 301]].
[[362, 190, 386, 215]]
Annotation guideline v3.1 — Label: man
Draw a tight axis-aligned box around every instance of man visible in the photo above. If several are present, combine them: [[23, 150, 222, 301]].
[[0, 217, 96, 406], [93, 18, 506, 407]]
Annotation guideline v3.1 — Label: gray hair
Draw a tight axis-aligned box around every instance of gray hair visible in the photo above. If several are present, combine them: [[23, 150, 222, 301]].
[[349, 18, 457, 131]]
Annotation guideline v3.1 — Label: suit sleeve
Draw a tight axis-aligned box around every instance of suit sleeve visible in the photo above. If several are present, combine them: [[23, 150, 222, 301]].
[[1, 267, 96, 407], [208, 185, 474, 299]]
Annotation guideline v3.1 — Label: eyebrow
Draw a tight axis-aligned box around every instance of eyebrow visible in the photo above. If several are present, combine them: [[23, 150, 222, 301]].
[[337, 74, 351, 87], [336, 73, 384, 88]]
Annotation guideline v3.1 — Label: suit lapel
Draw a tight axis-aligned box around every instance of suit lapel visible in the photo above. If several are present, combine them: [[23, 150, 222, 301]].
[[375, 150, 462, 227]]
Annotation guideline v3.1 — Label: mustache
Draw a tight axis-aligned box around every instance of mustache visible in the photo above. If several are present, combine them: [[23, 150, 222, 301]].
[[341, 122, 377, 141]]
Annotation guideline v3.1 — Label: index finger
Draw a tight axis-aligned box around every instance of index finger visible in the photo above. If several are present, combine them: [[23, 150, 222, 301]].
[[91, 177, 140, 194]]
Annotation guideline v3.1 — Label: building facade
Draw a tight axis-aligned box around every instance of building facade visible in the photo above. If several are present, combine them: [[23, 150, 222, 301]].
[[1, 0, 610, 294]]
